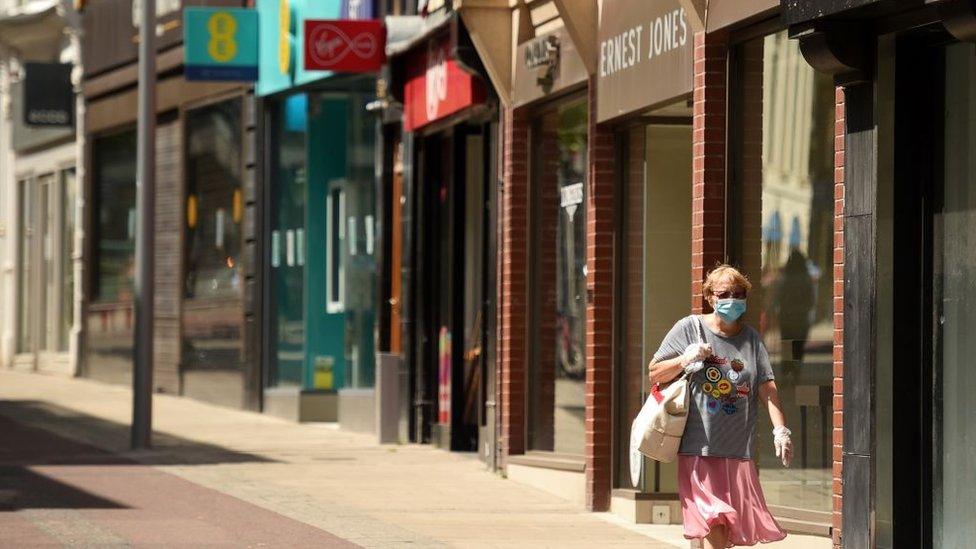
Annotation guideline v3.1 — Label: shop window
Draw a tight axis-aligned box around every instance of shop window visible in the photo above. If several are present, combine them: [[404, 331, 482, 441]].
[[92, 130, 137, 303], [16, 178, 34, 354], [60, 168, 76, 352], [327, 185, 346, 313], [528, 99, 588, 456], [934, 41, 976, 547], [183, 98, 244, 373], [268, 93, 308, 388], [87, 129, 137, 382], [731, 30, 836, 514]]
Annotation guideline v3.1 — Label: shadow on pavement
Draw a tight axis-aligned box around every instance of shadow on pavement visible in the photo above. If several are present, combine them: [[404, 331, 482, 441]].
[[0, 468, 128, 512], [0, 400, 276, 466]]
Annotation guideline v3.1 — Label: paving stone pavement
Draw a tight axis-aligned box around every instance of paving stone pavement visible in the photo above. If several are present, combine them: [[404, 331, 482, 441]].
[[0, 369, 830, 548]]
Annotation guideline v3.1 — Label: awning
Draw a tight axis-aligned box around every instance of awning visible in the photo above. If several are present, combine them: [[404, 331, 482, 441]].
[[0, 0, 69, 57], [385, 11, 452, 57], [705, 0, 777, 32]]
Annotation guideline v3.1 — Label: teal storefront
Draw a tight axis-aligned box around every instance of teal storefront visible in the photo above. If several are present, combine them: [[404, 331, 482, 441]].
[[257, 0, 377, 422]]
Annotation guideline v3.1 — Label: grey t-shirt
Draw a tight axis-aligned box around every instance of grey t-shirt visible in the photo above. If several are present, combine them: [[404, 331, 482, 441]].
[[653, 315, 775, 459]]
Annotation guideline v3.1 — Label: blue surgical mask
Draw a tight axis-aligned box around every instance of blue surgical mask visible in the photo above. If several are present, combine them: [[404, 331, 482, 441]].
[[715, 298, 747, 323]]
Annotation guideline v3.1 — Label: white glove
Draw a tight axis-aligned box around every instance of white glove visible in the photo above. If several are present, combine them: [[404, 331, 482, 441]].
[[680, 343, 712, 374], [774, 426, 793, 468]]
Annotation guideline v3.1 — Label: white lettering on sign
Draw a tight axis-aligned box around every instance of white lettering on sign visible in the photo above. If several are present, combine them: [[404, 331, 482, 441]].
[[649, 8, 688, 60], [599, 26, 642, 77], [599, 8, 688, 77], [26, 109, 70, 125], [425, 43, 448, 122]]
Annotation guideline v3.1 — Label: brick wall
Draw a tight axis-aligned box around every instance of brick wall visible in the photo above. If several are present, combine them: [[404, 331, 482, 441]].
[[692, 31, 729, 313], [585, 75, 615, 512], [498, 107, 528, 463], [832, 86, 845, 549]]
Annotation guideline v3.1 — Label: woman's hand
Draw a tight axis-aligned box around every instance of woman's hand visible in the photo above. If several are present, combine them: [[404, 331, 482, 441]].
[[680, 343, 712, 373], [758, 380, 791, 467], [773, 426, 793, 468]]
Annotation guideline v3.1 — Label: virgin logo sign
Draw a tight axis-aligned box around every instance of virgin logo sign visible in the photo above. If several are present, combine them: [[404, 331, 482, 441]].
[[402, 34, 486, 132], [304, 20, 386, 73], [425, 42, 448, 121]]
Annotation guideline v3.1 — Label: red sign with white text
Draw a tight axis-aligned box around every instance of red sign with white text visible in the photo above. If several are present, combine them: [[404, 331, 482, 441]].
[[402, 35, 485, 132], [304, 19, 386, 72]]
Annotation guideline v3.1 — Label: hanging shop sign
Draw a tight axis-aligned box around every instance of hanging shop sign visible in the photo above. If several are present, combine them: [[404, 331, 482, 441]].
[[23, 62, 74, 127], [513, 26, 588, 107], [596, 0, 693, 123], [402, 32, 486, 132], [304, 19, 386, 72], [184, 8, 260, 81]]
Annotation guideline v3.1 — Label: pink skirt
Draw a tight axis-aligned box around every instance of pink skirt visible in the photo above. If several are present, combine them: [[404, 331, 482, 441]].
[[678, 455, 786, 547]]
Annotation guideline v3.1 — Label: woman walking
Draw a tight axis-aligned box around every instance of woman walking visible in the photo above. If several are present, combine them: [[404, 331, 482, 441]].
[[648, 265, 791, 548]]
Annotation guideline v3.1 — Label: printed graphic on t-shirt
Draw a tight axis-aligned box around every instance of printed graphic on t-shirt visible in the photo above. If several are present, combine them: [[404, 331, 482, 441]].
[[697, 355, 750, 416]]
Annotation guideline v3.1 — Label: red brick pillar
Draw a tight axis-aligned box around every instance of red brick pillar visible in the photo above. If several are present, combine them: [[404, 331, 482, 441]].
[[692, 30, 729, 312], [499, 107, 528, 463], [831, 87, 846, 549], [585, 75, 615, 511]]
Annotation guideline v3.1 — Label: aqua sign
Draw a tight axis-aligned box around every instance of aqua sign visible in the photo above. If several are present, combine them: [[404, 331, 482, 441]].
[[184, 8, 259, 81]]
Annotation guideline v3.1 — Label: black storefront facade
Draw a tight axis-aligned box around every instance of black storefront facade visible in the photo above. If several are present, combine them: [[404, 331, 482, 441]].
[[783, 1, 976, 547], [386, 13, 498, 460]]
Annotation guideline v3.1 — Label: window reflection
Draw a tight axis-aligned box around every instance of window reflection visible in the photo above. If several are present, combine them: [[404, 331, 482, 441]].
[[183, 99, 245, 375], [529, 100, 588, 455], [86, 130, 137, 384], [735, 31, 835, 513]]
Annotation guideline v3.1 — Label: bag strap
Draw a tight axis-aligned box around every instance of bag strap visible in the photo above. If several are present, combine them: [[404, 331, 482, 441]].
[[693, 314, 708, 345], [678, 315, 709, 382], [655, 315, 708, 390]]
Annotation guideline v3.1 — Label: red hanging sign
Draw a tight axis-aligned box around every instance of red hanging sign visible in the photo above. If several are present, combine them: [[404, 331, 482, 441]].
[[304, 19, 386, 72], [402, 34, 485, 132]]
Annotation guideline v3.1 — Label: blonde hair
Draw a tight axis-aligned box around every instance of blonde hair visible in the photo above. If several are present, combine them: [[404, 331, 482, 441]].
[[703, 264, 752, 298]]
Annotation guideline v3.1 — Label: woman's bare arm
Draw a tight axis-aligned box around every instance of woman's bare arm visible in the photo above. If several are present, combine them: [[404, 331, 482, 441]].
[[758, 380, 787, 428], [647, 356, 685, 385]]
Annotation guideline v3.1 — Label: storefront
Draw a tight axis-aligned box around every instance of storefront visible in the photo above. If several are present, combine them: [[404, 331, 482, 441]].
[[695, 0, 837, 537], [0, 5, 83, 377], [495, 6, 606, 507], [81, 0, 259, 409], [387, 12, 497, 457], [782, 0, 976, 546], [595, 0, 694, 523], [256, 0, 379, 424]]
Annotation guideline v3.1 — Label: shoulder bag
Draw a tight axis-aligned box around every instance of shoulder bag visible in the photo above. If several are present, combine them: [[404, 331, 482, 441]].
[[628, 315, 707, 485]]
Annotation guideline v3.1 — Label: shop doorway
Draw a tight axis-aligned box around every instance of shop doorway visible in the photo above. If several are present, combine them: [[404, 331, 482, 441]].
[[390, 140, 404, 355], [614, 118, 692, 493], [878, 33, 976, 548], [15, 168, 76, 372], [413, 123, 491, 453]]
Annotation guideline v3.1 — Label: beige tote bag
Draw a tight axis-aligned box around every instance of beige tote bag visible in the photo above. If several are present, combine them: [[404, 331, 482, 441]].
[[630, 316, 705, 474]]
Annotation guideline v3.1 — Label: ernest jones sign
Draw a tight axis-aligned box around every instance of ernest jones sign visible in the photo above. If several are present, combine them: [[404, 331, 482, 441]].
[[596, 0, 693, 122]]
